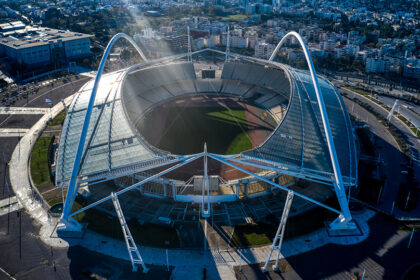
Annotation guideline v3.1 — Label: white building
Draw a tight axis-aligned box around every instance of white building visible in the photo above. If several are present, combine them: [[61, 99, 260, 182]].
[[322, 39, 337, 52], [192, 38, 205, 51], [245, 30, 259, 49], [222, 35, 248, 49], [254, 42, 275, 59], [206, 35, 220, 48]]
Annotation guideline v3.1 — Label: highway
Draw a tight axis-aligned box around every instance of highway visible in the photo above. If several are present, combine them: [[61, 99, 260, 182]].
[[375, 95, 420, 128], [341, 86, 420, 219], [343, 97, 404, 213]]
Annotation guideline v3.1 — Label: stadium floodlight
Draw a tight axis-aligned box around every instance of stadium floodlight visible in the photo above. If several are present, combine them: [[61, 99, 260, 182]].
[[387, 99, 399, 121], [226, 26, 230, 62]]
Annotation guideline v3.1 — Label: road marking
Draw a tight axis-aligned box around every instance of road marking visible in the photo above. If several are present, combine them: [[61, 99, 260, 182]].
[[0, 107, 49, 115], [0, 76, 89, 128], [0, 267, 17, 280], [0, 128, 30, 137], [0, 196, 22, 216], [0, 196, 17, 208]]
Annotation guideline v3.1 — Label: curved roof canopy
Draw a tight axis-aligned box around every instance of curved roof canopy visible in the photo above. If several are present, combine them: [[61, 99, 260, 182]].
[[56, 51, 357, 187]]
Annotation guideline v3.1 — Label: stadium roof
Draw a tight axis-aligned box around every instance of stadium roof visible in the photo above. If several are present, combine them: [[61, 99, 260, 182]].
[[56, 51, 357, 187]]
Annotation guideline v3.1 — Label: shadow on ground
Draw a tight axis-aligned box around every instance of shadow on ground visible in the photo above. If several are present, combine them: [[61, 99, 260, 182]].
[[67, 246, 172, 280], [234, 214, 419, 280]]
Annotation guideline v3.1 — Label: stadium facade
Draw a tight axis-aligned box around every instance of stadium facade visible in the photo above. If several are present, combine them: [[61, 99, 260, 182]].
[[55, 32, 358, 269]]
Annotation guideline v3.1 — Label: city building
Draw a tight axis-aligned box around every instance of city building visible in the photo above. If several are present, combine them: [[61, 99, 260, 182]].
[[254, 41, 275, 59], [365, 57, 391, 73], [404, 57, 420, 79], [0, 22, 92, 70], [164, 34, 189, 52]]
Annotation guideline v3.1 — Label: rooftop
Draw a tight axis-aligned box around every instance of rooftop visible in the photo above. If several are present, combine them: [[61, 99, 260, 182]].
[[0, 23, 92, 50], [56, 51, 357, 188]]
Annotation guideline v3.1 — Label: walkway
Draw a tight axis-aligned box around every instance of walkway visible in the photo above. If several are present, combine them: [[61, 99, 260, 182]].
[[0, 107, 50, 115], [8, 93, 75, 247]]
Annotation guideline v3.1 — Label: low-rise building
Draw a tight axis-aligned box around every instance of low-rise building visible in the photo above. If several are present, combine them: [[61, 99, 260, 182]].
[[404, 57, 420, 79], [0, 22, 92, 70], [254, 42, 275, 59], [365, 57, 391, 73]]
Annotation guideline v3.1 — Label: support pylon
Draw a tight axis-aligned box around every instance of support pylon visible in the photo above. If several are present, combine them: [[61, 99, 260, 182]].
[[187, 26, 192, 62], [202, 143, 210, 218], [263, 190, 294, 272], [111, 192, 149, 273], [225, 26, 230, 62]]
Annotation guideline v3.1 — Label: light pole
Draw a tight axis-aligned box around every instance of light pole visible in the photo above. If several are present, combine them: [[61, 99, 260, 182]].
[[407, 228, 415, 248]]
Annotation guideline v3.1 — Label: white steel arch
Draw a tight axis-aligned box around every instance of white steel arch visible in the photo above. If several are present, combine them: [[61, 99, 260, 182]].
[[58, 33, 355, 231], [60, 33, 148, 229], [270, 31, 353, 227]]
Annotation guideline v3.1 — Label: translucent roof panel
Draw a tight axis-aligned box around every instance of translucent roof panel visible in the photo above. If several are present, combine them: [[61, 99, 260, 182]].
[[56, 59, 356, 186], [55, 71, 166, 185], [245, 67, 356, 184]]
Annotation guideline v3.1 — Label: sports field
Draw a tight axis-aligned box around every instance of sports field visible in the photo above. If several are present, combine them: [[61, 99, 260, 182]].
[[139, 97, 277, 155]]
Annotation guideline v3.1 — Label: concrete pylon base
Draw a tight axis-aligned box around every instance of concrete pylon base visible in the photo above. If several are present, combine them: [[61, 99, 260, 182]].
[[56, 217, 85, 238], [327, 215, 361, 237]]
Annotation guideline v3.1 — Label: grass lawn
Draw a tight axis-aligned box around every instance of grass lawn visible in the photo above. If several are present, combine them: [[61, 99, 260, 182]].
[[72, 200, 180, 248], [30, 137, 53, 186], [208, 109, 253, 154], [48, 197, 63, 206], [344, 87, 390, 110], [140, 106, 254, 155], [409, 127, 420, 138], [48, 110, 66, 127], [398, 115, 420, 137], [230, 201, 338, 248], [226, 132, 253, 154], [219, 14, 248, 21], [345, 86, 419, 139]]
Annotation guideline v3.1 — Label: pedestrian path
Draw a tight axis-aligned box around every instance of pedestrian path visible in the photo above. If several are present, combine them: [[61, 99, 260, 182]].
[[0, 128, 29, 137], [0, 107, 49, 115]]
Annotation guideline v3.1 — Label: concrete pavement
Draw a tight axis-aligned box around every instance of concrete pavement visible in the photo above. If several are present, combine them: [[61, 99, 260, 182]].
[[0, 107, 49, 115]]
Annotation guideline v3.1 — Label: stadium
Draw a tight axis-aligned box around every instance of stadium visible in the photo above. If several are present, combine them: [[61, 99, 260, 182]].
[[55, 32, 358, 271]]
